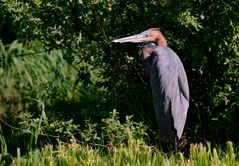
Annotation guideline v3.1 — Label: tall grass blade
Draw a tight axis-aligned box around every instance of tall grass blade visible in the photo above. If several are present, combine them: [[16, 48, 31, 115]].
[[32, 149, 40, 166], [17, 148, 21, 166], [0, 123, 7, 153]]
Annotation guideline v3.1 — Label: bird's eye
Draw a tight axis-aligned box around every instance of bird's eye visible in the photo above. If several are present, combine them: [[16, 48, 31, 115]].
[[146, 32, 151, 37]]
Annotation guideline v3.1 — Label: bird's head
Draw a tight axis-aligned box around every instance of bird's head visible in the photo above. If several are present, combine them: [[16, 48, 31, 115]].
[[113, 28, 167, 47]]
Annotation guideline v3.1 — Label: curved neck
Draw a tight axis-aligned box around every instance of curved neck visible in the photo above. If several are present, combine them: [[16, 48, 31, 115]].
[[157, 33, 167, 47]]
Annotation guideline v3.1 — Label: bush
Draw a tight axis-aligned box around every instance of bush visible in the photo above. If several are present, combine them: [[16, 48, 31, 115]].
[[1, 0, 239, 152]]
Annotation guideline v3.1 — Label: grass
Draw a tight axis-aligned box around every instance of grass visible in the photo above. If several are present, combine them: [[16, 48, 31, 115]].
[[0, 40, 80, 102], [1, 140, 236, 166]]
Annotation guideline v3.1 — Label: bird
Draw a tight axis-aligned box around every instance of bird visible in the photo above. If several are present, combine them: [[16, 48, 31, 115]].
[[113, 28, 189, 150]]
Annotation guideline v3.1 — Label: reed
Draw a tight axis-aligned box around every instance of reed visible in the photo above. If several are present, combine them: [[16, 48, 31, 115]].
[[8, 140, 238, 166]]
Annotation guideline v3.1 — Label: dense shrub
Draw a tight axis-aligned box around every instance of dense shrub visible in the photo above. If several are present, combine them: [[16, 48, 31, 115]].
[[0, 0, 238, 151]]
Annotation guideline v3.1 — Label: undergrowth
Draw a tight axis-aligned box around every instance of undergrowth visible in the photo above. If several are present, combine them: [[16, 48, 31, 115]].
[[1, 108, 238, 165], [0, 40, 238, 165]]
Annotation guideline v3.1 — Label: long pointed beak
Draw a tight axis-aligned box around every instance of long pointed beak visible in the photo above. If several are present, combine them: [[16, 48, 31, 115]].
[[113, 31, 149, 43]]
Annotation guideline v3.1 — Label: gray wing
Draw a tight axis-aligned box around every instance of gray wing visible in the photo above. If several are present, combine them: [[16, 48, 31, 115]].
[[178, 65, 189, 101], [150, 47, 189, 139]]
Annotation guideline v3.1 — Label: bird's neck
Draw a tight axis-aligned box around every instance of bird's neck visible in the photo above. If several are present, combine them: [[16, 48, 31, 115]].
[[157, 33, 167, 47]]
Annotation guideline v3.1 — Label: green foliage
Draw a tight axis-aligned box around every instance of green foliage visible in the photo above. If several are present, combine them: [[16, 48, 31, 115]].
[[22, 100, 46, 151], [0, 40, 79, 104], [4, 110, 239, 165], [8, 103, 81, 155], [0, 0, 239, 155], [188, 142, 238, 166], [80, 120, 100, 144], [101, 109, 148, 147], [80, 109, 148, 150], [0, 124, 7, 154], [48, 119, 80, 141], [7, 141, 239, 165]]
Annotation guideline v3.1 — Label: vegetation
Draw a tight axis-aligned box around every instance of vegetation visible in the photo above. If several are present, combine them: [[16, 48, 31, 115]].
[[0, 0, 239, 165]]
